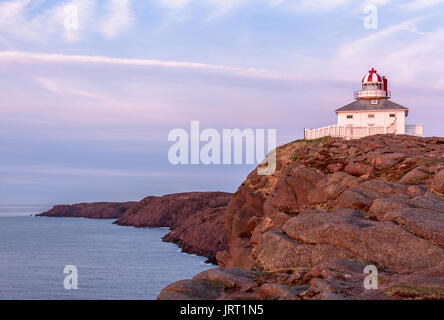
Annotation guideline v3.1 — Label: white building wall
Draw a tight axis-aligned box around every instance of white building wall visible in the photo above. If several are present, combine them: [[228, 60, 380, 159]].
[[337, 110, 406, 134], [406, 124, 423, 137]]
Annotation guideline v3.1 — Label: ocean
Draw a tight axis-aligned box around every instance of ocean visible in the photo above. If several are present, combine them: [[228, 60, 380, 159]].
[[0, 205, 213, 300]]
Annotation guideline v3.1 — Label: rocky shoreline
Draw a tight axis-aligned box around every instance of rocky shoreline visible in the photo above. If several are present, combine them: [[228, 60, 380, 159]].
[[39, 135, 444, 300], [114, 192, 232, 263], [38, 192, 232, 264], [38, 202, 137, 219]]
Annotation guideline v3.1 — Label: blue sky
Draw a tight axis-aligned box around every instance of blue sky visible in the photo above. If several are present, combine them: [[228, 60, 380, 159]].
[[1, 0, 444, 204]]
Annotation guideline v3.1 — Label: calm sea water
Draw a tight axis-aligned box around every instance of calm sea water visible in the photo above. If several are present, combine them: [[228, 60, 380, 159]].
[[0, 206, 213, 300]]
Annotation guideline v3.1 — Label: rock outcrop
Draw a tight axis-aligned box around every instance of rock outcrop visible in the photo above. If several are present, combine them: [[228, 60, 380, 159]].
[[39, 192, 232, 264], [158, 262, 444, 300], [161, 135, 444, 300], [38, 202, 136, 219], [115, 192, 232, 263]]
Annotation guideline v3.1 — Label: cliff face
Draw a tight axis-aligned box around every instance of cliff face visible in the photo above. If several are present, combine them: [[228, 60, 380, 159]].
[[115, 192, 232, 263], [38, 202, 136, 219], [159, 135, 444, 300]]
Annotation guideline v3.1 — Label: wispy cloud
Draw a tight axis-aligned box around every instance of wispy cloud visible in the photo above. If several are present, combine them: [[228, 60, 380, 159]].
[[0, 0, 94, 42], [402, 0, 444, 10], [1, 0, 442, 47], [0, 50, 290, 131], [35, 77, 126, 106], [331, 18, 444, 88], [2, 11, 444, 92], [0, 0, 135, 43], [0, 50, 279, 79], [99, 0, 134, 38]]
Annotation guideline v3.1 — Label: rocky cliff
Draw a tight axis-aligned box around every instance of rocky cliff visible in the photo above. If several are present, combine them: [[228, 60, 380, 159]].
[[159, 135, 444, 300], [39, 192, 232, 263], [115, 192, 232, 263], [38, 202, 136, 219]]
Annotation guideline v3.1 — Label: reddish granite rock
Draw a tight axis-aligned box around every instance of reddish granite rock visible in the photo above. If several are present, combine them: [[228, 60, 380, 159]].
[[158, 268, 265, 300], [335, 180, 412, 210], [282, 209, 444, 273], [259, 283, 306, 300], [433, 169, 444, 193], [116, 192, 230, 228], [160, 135, 444, 300], [223, 237, 255, 269], [344, 162, 373, 177], [38, 202, 136, 219], [162, 206, 228, 263], [368, 194, 444, 248], [369, 152, 406, 170], [192, 268, 257, 291], [286, 167, 324, 209], [253, 229, 354, 271], [399, 167, 431, 185], [250, 212, 291, 245], [157, 280, 222, 300], [308, 172, 358, 204], [116, 192, 232, 262], [383, 262, 444, 299]]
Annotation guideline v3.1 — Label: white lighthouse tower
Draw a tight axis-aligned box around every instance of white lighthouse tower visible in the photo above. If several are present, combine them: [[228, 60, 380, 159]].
[[304, 68, 423, 140]]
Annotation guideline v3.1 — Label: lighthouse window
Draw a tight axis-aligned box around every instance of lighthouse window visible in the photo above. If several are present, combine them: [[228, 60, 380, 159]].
[[389, 114, 396, 118], [368, 114, 375, 118], [347, 115, 353, 119]]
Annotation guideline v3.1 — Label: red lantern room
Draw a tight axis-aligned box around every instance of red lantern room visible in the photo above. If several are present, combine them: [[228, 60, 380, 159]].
[[354, 68, 391, 99]]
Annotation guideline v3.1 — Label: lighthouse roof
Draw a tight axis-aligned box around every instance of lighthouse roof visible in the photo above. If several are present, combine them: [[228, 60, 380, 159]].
[[362, 68, 383, 83], [335, 99, 408, 114]]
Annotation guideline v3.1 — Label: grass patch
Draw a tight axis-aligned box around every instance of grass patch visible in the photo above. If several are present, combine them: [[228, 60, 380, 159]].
[[305, 136, 335, 145]]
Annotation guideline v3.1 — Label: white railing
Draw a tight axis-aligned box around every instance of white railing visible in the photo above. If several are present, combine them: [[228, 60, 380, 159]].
[[304, 124, 396, 140], [354, 90, 391, 99], [406, 125, 423, 137]]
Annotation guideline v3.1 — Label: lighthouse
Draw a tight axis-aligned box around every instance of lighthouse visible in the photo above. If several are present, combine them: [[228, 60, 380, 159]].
[[304, 68, 423, 140], [355, 68, 390, 99]]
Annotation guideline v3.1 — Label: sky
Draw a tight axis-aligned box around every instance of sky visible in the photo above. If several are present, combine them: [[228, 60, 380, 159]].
[[0, 0, 444, 205]]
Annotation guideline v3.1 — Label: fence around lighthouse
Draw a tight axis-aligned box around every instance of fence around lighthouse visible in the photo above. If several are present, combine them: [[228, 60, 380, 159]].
[[304, 124, 395, 140], [304, 124, 423, 140]]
